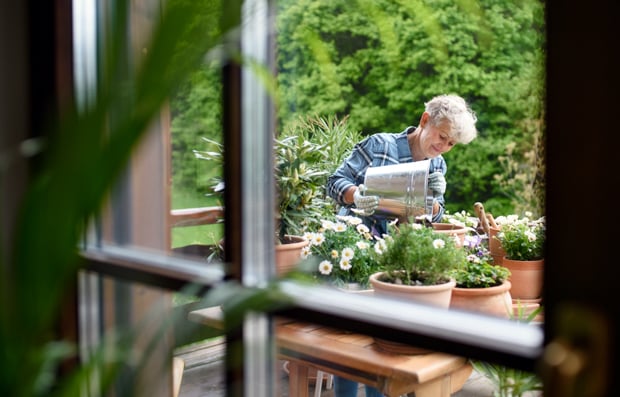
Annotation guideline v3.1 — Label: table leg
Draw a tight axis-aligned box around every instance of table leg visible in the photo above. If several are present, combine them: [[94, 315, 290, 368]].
[[409, 374, 451, 397], [287, 360, 310, 397], [450, 362, 473, 393]]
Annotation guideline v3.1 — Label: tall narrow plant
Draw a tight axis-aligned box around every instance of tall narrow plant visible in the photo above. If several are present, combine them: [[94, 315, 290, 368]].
[[471, 306, 543, 397], [472, 361, 543, 397]]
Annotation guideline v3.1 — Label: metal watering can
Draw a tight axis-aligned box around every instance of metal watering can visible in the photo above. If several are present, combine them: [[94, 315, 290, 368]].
[[362, 160, 434, 222]]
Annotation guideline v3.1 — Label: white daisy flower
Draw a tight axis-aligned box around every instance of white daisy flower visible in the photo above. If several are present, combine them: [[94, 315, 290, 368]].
[[339, 258, 352, 271], [312, 232, 326, 246], [525, 230, 536, 242], [433, 239, 445, 249], [356, 224, 370, 234], [321, 220, 335, 230], [467, 254, 480, 264], [348, 216, 363, 225], [341, 247, 354, 260], [333, 222, 347, 232], [318, 260, 333, 275]]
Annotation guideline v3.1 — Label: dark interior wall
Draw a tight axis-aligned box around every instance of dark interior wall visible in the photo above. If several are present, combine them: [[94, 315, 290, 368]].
[[0, 0, 73, 255], [0, 2, 30, 262], [0, 0, 78, 375], [545, 1, 619, 395]]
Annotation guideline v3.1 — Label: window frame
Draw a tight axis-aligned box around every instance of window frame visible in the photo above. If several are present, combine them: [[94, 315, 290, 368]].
[[77, 2, 545, 396], [6, 0, 616, 395]]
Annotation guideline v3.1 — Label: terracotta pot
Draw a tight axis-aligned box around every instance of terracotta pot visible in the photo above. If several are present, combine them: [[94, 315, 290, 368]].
[[432, 223, 468, 248], [488, 226, 506, 265], [369, 271, 455, 354], [275, 235, 308, 276], [512, 298, 544, 323], [369, 272, 455, 308], [502, 257, 544, 300], [450, 281, 513, 318]]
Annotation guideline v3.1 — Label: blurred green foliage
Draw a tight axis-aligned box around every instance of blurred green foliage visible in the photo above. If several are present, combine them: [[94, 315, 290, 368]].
[[171, 65, 223, 195], [0, 0, 240, 395]]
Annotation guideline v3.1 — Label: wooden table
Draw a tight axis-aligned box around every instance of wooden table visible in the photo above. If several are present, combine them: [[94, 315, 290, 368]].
[[189, 307, 472, 397]]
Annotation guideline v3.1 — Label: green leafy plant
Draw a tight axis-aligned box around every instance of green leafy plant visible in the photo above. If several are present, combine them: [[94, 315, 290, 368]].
[[193, 136, 226, 199], [275, 134, 330, 241], [299, 214, 383, 288], [511, 301, 543, 324], [471, 303, 544, 397], [472, 361, 543, 397], [276, 114, 366, 236], [374, 222, 466, 286], [194, 128, 330, 244], [276, 0, 546, 214], [450, 235, 511, 288], [495, 215, 545, 261], [195, 115, 361, 243]]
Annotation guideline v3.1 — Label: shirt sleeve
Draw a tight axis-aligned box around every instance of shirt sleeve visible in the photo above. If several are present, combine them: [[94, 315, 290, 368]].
[[326, 135, 376, 205], [326, 134, 398, 205]]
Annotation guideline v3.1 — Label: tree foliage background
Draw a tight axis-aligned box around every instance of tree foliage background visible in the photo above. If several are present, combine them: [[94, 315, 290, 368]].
[[171, 0, 545, 217]]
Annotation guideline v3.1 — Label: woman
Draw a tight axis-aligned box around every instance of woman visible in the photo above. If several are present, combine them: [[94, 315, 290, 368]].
[[326, 94, 478, 397], [327, 94, 478, 237]]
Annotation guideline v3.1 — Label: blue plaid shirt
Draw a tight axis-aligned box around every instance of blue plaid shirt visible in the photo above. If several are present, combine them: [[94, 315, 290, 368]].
[[326, 126, 446, 234]]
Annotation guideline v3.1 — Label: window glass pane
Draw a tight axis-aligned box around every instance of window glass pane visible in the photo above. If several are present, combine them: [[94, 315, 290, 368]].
[[275, 0, 545, 218], [267, 0, 546, 394], [73, 1, 230, 395], [272, 0, 545, 316], [76, 0, 228, 267], [169, 62, 225, 259], [165, 2, 545, 395]]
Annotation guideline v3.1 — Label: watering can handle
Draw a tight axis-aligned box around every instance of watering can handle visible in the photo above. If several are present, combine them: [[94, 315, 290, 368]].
[[473, 202, 491, 236]]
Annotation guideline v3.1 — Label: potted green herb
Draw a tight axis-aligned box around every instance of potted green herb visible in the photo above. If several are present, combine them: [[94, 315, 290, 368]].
[[368, 222, 466, 354], [369, 222, 466, 306]]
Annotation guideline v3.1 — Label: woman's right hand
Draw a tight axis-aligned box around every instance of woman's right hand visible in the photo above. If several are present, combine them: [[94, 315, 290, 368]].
[[353, 184, 380, 216]]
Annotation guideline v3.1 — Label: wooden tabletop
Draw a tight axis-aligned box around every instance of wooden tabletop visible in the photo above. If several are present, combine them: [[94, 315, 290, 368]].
[[189, 306, 471, 397]]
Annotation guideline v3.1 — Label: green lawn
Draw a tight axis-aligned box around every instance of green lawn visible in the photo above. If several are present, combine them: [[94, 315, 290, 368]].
[[171, 188, 223, 248], [171, 189, 224, 309]]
